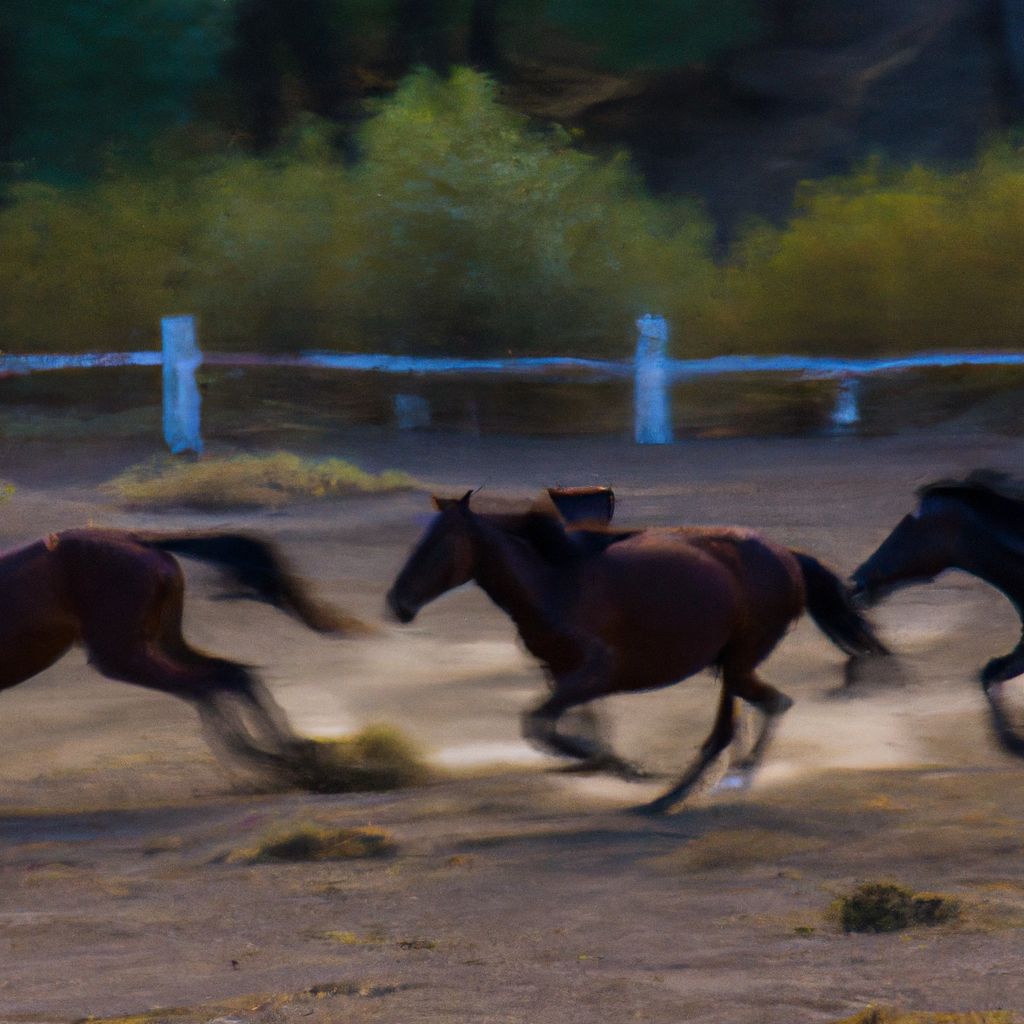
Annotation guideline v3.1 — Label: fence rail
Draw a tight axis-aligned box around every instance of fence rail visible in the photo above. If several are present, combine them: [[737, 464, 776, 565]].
[[4, 313, 1024, 452]]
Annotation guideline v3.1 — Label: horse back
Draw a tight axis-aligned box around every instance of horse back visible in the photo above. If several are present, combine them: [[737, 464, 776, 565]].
[[0, 537, 80, 661]]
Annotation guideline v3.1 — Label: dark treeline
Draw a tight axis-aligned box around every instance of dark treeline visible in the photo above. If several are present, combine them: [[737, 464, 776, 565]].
[[0, 0, 759, 184]]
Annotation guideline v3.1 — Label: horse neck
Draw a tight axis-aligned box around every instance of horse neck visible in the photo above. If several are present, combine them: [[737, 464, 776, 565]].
[[943, 502, 1024, 613], [468, 518, 564, 642]]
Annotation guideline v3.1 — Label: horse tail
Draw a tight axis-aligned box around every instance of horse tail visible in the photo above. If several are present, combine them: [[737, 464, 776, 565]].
[[792, 550, 889, 657], [137, 532, 370, 635]]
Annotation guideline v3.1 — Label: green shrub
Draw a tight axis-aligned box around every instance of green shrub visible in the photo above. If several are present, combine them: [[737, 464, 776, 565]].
[[707, 148, 1024, 356]]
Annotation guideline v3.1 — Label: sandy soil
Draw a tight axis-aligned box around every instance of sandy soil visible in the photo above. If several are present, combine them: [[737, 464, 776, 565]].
[[2, 428, 1024, 1023]]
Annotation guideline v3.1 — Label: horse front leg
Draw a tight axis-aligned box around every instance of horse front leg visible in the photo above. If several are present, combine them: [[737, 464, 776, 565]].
[[978, 630, 1024, 757], [521, 648, 649, 781]]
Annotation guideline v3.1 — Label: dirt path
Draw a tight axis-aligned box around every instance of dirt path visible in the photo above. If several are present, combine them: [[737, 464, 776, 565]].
[[2, 429, 1024, 1023]]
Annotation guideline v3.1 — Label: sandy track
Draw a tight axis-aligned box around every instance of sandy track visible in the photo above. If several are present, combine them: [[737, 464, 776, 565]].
[[1, 429, 1024, 1023]]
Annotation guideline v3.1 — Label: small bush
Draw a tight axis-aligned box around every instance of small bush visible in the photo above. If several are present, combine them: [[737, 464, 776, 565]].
[[833, 882, 961, 934], [228, 823, 395, 864], [104, 451, 419, 509]]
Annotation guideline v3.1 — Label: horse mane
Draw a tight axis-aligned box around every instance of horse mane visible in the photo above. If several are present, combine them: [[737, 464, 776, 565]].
[[918, 468, 1024, 504], [487, 509, 637, 565], [918, 470, 1024, 546]]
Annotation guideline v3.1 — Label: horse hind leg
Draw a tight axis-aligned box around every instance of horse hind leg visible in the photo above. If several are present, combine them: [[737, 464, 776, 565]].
[[638, 683, 739, 815], [153, 572, 298, 758], [719, 667, 793, 781]]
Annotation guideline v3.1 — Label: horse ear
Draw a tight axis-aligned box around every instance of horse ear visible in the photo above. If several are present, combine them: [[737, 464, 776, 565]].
[[431, 492, 475, 512]]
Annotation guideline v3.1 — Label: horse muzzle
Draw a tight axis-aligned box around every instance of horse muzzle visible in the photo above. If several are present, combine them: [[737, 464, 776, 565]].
[[385, 588, 418, 624]]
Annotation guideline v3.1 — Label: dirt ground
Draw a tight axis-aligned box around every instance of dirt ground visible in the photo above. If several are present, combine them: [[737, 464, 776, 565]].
[[2, 426, 1024, 1024]]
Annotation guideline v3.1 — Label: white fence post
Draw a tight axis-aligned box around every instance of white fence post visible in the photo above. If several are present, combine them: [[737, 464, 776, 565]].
[[830, 374, 860, 433], [634, 314, 672, 444], [161, 315, 203, 454]]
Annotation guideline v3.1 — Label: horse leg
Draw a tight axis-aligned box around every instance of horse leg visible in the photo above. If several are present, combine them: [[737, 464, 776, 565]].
[[153, 580, 297, 755], [522, 651, 649, 780], [637, 683, 739, 815], [720, 668, 793, 781]]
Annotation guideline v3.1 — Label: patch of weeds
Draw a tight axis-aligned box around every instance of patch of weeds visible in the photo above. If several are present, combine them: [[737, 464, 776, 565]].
[[284, 725, 429, 793], [226, 824, 395, 864], [793, 925, 816, 936], [323, 929, 386, 946], [104, 451, 421, 510], [832, 882, 961, 934], [833, 1009, 1019, 1024]]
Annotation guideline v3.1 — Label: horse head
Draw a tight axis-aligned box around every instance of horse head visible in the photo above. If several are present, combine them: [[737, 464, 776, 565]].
[[386, 490, 479, 623], [850, 499, 959, 605]]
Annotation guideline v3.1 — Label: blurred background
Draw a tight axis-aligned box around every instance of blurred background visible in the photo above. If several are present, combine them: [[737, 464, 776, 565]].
[[4, 1, 1024, 438]]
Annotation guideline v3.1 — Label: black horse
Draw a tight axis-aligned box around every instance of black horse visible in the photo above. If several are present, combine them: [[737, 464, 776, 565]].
[[851, 470, 1024, 755]]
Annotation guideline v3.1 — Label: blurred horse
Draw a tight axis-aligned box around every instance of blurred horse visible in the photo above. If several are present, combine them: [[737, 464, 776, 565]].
[[851, 469, 1024, 755], [0, 528, 361, 772], [387, 491, 887, 813]]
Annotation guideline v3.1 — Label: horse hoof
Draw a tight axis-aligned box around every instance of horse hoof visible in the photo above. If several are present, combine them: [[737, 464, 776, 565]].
[[714, 769, 753, 793]]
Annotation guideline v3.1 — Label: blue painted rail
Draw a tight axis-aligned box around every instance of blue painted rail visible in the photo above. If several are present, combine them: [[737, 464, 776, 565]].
[[4, 320, 1024, 451]]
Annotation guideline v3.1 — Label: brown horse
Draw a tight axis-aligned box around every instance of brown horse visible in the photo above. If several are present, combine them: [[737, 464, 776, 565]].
[[387, 492, 887, 813], [851, 469, 1024, 757], [0, 527, 359, 772]]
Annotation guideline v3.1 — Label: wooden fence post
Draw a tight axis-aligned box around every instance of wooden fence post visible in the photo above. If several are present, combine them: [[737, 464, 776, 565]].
[[161, 315, 203, 454], [830, 374, 860, 433], [634, 314, 672, 444]]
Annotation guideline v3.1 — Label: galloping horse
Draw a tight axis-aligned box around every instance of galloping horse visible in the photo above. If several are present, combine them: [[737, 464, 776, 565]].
[[387, 492, 887, 813], [851, 469, 1024, 756], [0, 527, 359, 771]]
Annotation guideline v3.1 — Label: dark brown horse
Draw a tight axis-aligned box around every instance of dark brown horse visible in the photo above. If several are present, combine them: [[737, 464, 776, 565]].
[[0, 528, 359, 772], [387, 492, 887, 813], [851, 469, 1024, 756]]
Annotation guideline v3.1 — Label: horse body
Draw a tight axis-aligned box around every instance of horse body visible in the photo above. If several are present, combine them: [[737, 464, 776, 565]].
[[389, 494, 884, 812], [0, 527, 356, 771], [851, 471, 1024, 755]]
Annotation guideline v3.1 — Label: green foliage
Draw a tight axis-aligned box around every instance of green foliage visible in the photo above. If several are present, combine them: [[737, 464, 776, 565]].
[[540, 0, 760, 72], [707, 148, 1024, 355], [0, 67, 714, 358], [4, 0, 233, 182], [344, 67, 713, 355], [0, 178, 191, 350]]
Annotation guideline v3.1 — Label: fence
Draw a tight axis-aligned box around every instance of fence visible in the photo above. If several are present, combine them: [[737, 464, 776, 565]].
[[4, 313, 1024, 452]]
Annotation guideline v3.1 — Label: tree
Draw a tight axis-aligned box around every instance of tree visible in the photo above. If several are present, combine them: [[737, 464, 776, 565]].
[[2, 0, 233, 183]]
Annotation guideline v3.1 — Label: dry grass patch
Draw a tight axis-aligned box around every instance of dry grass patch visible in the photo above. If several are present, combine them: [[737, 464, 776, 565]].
[[282, 725, 430, 794], [104, 451, 420, 509], [226, 823, 396, 864], [831, 882, 961, 933], [834, 1010, 1018, 1024]]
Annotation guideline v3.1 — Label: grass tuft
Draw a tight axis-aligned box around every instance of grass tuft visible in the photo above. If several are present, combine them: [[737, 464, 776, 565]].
[[227, 823, 395, 865], [283, 725, 429, 794], [104, 451, 420, 509], [833, 1009, 1018, 1024], [832, 882, 961, 934]]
